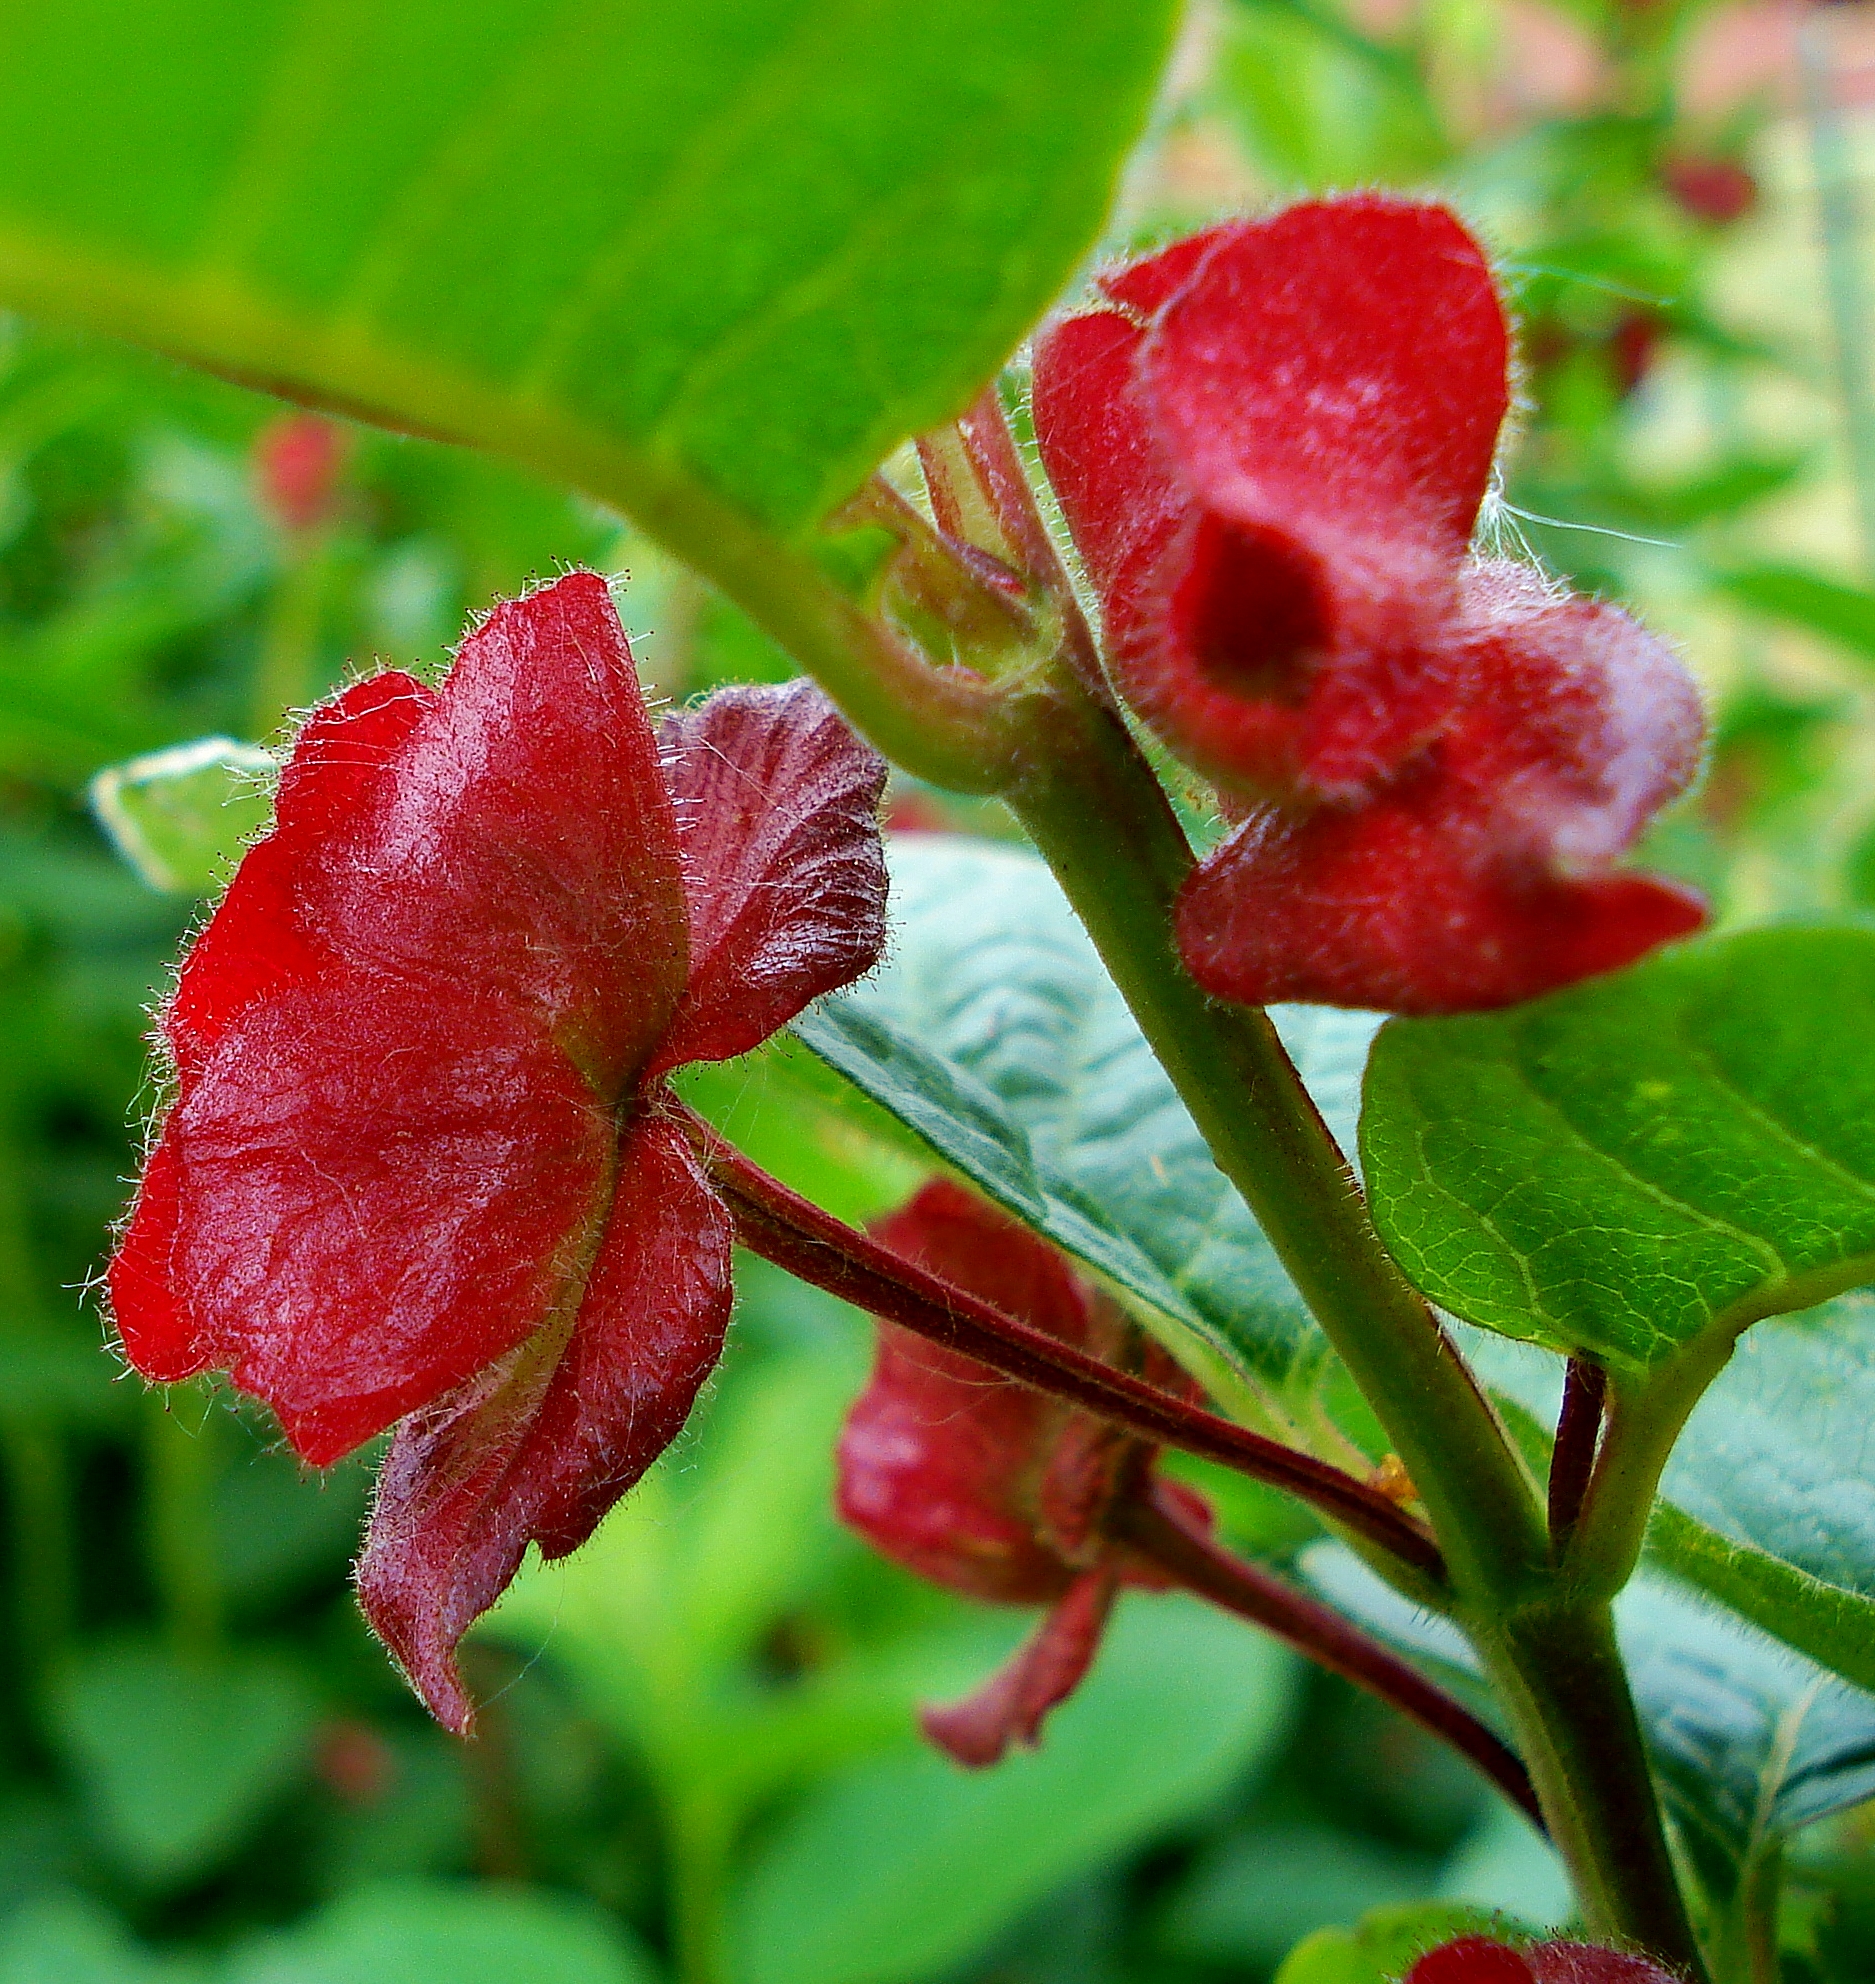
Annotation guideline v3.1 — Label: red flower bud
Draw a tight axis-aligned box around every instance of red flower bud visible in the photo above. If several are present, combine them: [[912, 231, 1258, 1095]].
[[836, 1180, 1204, 1766], [108, 572, 888, 1730], [1662, 155, 1758, 226], [1033, 196, 1706, 1014], [1406, 1934, 1680, 1984], [254, 413, 347, 534]]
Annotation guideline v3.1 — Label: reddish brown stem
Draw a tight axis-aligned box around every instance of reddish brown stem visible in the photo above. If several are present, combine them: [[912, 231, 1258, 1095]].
[[1549, 1357, 1608, 1552], [923, 389, 1108, 692], [680, 1105, 1445, 1582], [1112, 1480, 1545, 1831]]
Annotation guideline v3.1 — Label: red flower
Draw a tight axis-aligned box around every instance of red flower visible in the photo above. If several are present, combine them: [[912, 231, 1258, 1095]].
[[1033, 196, 1705, 1014], [107, 572, 887, 1730], [1407, 1935, 1676, 1984], [836, 1179, 1203, 1766], [254, 413, 347, 534]]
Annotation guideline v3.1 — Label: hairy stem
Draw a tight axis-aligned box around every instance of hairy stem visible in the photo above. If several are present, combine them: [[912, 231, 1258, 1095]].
[[1474, 1603, 1705, 1974], [1113, 1480, 1544, 1828], [683, 1106, 1444, 1577]]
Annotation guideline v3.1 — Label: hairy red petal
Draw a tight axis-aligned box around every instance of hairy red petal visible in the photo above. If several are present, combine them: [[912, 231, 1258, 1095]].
[[1038, 198, 1508, 802], [1407, 1938, 1536, 1984], [308, 573, 689, 1100], [836, 1180, 1104, 1604], [1528, 1943, 1678, 1984], [653, 679, 887, 1071], [160, 977, 614, 1464], [166, 671, 431, 1084], [1145, 198, 1507, 561], [108, 1136, 197, 1382], [921, 1570, 1118, 1767], [1031, 308, 1181, 602], [356, 1114, 732, 1732], [1178, 797, 1705, 1015]]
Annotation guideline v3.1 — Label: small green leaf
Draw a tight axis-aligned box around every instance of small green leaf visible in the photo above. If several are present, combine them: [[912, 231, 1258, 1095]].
[[729, 1594, 1299, 1984], [796, 838, 1380, 1395], [50, 1640, 318, 1888], [1716, 564, 1875, 664], [1361, 925, 1875, 1371], [226, 1881, 661, 1984], [1272, 1902, 1530, 1984], [89, 737, 274, 895], [0, 0, 1175, 538]]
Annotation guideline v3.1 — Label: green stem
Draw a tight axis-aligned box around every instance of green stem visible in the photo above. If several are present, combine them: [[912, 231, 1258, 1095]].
[[1, 1418, 72, 1698], [142, 1385, 223, 1661], [1706, 1846, 1782, 1984], [1005, 683, 1545, 1602], [250, 531, 337, 738], [1474, 1602, 1703, 1969]]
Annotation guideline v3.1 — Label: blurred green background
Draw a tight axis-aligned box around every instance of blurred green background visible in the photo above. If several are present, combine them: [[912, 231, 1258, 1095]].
[[3, 1, 1875, 1978]]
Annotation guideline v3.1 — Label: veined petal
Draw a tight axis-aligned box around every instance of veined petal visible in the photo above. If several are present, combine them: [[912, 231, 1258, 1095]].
[[920, 1570, 1118, 1767], [1176, 796, 1705, 1016], [653, 680, 887, 1071], [356, 1114, 732, 1732], [160, 975, 616, 1464], [166, 671, 431, 1084], [314, 572, 690, 1100]]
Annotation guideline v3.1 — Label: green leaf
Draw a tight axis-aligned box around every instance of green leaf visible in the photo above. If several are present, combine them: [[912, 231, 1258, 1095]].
[[50, 1640, 318, 1888], [1305, 1548, 1875, 1876], [0, 0, 1173, 537], [227, 1881, 661, 1984], [1361, 925, 1875, 1371], [1649, 1290, 1875, 1693], [89, 736, 274, 894], [728, 1593, 1299, 1984], [1272, 1902, 1528, 1984], [796, 838, 1380, 1396], [0, 1892, 209, 1984], [1716, 565, 1875, 664]]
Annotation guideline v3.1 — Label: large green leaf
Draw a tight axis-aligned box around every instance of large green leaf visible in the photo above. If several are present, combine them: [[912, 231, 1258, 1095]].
[[728, 1593, 1299, 1984], [0, 0, 1173, 538], [795, 838, 1381, 1396], [1650, 1290, 1875, 1693], [228, 1882, 661, 1984], [1305, 1548, 1875, 1877], [1716, 564, 1875, 665], [1361, 925, 1875, 1371], [50, 1640, 319, 1889]]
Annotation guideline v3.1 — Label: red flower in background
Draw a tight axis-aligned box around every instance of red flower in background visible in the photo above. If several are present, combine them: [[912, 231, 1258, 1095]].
[[1033, 195, 1706, 1014], [1407, 1935, 1676, 1984], [836, 1180, 1205, 1766], [107, 571, 887, 1730], [254, 413, 348, 535]]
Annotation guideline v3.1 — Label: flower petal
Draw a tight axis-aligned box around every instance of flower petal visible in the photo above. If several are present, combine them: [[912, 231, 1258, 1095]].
[[835, 1180, 1105, 1604], [162, 975, 617, 1463], [312, 572, 689, 1100], [355, 1113, 732, 1732], [108, 1135, 197, 1381], [920, 1570, 1117, 1767], [1176, 795, 1705, 1016], [1143, 197, 1507, 565], [166, 671, 431, 1084], [652, 679, 887, 1070]]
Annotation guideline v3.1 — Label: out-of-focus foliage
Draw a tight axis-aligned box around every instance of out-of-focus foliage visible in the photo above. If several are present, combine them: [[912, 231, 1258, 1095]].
[[5, 0, 1875, 1979]]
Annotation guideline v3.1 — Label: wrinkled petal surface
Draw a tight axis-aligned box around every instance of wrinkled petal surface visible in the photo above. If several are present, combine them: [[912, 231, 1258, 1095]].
[[1036, 196, 1509, 802], [920, 1570, 1117, 1768], [654, 679, 887, 1071], [110, 574, 697, 1454], [146, 978, 615, 1462], [1177, 566, 1707, 1014], [356, 1114, 733, 1732], [1405, 1939, 1676, 1984]]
